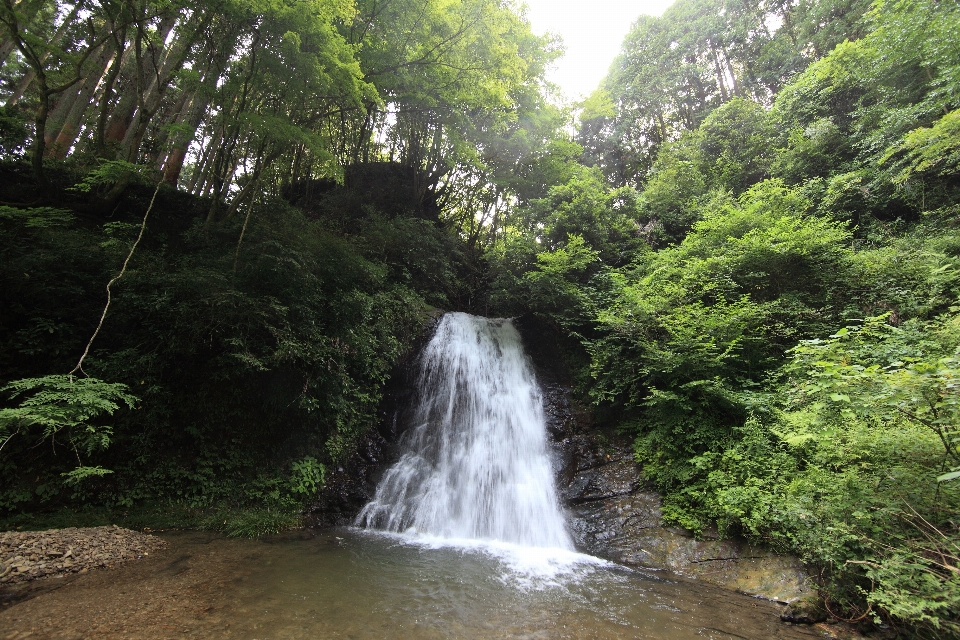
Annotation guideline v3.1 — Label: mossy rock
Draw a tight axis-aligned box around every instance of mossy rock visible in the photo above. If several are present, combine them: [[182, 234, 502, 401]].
[[780, 596, 829, 624]]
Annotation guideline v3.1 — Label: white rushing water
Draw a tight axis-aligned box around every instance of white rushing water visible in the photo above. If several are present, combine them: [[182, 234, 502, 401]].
[[356, 312, 573, 550]]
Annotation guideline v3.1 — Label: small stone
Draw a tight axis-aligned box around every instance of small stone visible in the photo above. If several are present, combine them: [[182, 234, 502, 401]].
[[780, 598, 828, 624]]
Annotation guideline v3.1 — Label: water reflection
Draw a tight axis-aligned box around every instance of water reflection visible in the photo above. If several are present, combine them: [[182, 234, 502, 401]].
[[224, 528, 820, 640]]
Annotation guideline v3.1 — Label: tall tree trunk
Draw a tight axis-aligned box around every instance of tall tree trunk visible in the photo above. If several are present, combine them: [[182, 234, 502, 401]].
[[204, 151, 240, 226], [102, 14, 177, 149], [0, 0, 41, 69], [288, 143, 304, 186], [148, 88, 190, 166], [720, 46, 740, 97], [102, 63, 139, 145], [222, 143, 280, 222], [1, 1, 106, 191], [157, 25, 226, 183], [119, 20, 191, 161], [0, 37, 15, 68], [710, 45, 729, 101], [46, 42, 117, 158], [6, 2, 81, 106], [42, 87, 81, 151], [93, 32, 129, 154], [189, 130, 219, 195], [161, 90, 210, 185]]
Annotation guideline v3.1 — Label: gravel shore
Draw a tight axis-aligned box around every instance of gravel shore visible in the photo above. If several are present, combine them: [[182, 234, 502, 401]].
[[0, 525, 167, 584]]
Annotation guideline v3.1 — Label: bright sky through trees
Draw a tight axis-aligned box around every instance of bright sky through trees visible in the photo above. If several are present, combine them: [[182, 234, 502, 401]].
[[521, 0, 675, 99]]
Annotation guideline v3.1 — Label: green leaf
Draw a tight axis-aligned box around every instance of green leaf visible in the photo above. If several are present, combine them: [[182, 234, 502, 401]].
[[61, 466, 114, 485], [936, 469, 960, 483]]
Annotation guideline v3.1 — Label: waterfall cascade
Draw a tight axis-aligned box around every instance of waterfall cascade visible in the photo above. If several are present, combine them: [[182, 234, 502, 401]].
[[356, 312, 573, 549]]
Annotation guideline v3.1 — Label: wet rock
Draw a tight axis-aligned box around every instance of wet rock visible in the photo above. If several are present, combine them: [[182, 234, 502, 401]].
[[562, 457, 640, 503], [305, 429, 388, 527], [781, 597, 830, 624], [513, 315, 815, 604], [558, 439, 814, 603], [577, 452, 812, 601], [569, 480, 813, 602]]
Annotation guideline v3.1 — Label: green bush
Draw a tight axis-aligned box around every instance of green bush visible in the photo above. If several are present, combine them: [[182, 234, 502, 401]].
[[0, 178, 461, 517]]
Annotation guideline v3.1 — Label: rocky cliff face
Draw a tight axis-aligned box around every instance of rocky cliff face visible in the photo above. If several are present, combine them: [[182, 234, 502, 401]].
[[559, 443, 812, 603], [304, 430, 390, 528], [513, 314, 813, 605]]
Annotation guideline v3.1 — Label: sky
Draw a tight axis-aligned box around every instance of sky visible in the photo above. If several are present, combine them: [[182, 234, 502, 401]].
[[521, 0, 676, 101]]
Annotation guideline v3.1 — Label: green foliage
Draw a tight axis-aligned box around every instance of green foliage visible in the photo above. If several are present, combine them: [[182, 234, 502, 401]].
[[483, 0, 960, 633], [69, 160, 151, 195], [493, 153, 960, 635], [61, 465, 113, 486], [637, 134, 709, 245], [0, 206, 73, 228], [0, 374, 136, 467], [880, 108, 960, 192], [584, 0, 868, 188], [697, 99, 775, 194], [0, 181, 449, 516], [203, 508, 302, 538], [786, 313, 960, 472], [608, 268, 960, 632], [504, 165, 644, 264], [0, 106, 30, 157], [639, 100, 801, 244], [510, 235, 601, 329], [288, 457, 325, 497], [681, 410, 960, 632], [771, 118, 851, 185]]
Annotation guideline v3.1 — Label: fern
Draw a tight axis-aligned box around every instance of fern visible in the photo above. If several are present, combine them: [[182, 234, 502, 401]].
[[0, 375, 137, 480]]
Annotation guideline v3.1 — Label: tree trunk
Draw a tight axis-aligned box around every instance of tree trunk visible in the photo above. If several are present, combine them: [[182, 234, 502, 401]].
[[720, 45, 740, 97], [6, 2, 81, 106], [47, 43, 117, 158], [32, 95, 48, 185], [161, 91, 211, 186], [93, 32, 129, 154], [148, 88, 191, 166], [710, 45, 729, 101], [187, 130, 216, 194], [102, 68, 138, 145], [42, 87, 81, 151], [0, 37, 14, 68], [222, 144, 279, 222], [157, 26, 227, 184], [288, 143, 304, 186], [119, 19, 191, 161], [102, 15, 177, 149], [0, 0, 41, 69]]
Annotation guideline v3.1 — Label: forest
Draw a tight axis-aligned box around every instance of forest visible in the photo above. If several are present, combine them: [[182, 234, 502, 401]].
[[0, 0, 958, 635]]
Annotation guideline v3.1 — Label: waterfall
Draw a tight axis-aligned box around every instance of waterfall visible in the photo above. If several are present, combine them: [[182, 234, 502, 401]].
[[356, 312, 573, 549]]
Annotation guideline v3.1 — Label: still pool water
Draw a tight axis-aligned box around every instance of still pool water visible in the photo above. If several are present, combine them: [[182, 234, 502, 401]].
[[1, 527, 827, 639], [216, 528, 822, 640]]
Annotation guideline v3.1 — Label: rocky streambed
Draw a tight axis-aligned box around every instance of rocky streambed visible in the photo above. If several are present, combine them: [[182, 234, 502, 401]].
[[0, 525, 166, 585]]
